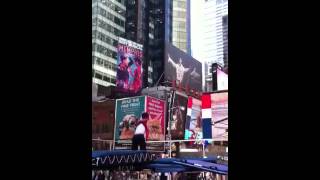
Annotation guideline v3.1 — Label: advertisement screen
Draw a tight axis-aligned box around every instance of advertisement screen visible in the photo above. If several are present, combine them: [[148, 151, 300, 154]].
[[211, 92, 228, 141], [92, 100, 115, 140], [217, 69, 228, 90], [184, 97, 202, 147], [114, 96, 165, 150], [116, 37, 143, 94], [170, 93, 188, 140], [165, 42, 202, 91], [115, 96, 146, 141], [146, 96, 165, 141]]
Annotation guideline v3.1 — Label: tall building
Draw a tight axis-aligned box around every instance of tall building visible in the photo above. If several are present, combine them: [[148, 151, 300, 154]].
[[222, 14, 228, 69], [201, 0, 228, 91], [171, 0, 191, 54], [92, 0, 126, 87], [125, 0, 191, 88]]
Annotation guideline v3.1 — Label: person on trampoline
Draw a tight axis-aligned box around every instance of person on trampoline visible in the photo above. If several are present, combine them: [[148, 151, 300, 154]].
[[132, 112, 149, 150]]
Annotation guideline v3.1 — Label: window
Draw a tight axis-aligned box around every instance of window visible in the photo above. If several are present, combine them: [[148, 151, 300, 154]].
[[92, 18, 97, 26], [116, 0, 124, 5], [92, 7, 98, 15], [216, 0, 222, 5], [178, 1, 186, 8], [112, 51, 117, 59], [103, 75, 109, 82], [107, 12, 113, 21], [96, 57, 103, 65], [111, 77, 116, 84], [95, 73, 103, 80], [99, 7, 107, 17], [112, 39, 118, 46], [92, 30, 96, 39]]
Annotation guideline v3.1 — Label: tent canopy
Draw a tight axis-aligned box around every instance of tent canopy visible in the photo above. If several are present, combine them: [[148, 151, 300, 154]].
[[92, 150, 228, 175]]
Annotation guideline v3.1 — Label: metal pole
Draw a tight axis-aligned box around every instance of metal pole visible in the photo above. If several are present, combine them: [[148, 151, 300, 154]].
[[169, 90, 176, 158], [202, 141, 205, 157]]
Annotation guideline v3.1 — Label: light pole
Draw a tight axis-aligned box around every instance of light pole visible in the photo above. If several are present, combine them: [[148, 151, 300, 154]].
[[167, 90, 176, 158]]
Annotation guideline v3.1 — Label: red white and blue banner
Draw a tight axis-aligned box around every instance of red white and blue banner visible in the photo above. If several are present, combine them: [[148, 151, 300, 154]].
[[201, 91, 228, 141]]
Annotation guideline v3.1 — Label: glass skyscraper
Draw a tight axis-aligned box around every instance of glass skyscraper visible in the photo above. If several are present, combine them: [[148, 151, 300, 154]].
[[92, 0, 126, 87], [125, 0, 191, 87], [202, 0, 228, 91]]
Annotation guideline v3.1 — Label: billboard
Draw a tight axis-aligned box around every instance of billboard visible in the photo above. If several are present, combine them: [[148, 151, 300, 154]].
[[145, 96, 165, 141], [115, 96, 165, 150], [169, 93, 188, 140], [211, 92, 228, 141], [115, 96, 146, 141], [184, 97, 202, 147], [165, 42, 202, 91], [92, 100, 115, 150], [212, 63, 228, 91], [116, 37, 143, 94], [217, 69, 228, 90]]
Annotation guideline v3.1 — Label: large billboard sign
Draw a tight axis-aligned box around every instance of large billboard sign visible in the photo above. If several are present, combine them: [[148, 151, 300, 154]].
[[212, 63, 228, 91], [217, 69, 228, 90], [211, 92, 228, 141], [165, 42, 202, 91], [115, 96, 146, 141], [184, 97, 202, 147], [92, 100, 116, 150], [169, 93, 188, 140], [92, 100, 115, 140], [145, 96, 165, 141], [114, 96, 165, 150], [116, 38, 143, 94]]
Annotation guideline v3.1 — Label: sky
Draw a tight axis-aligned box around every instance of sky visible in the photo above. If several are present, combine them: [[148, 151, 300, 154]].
[[190, 0, 204, 63]]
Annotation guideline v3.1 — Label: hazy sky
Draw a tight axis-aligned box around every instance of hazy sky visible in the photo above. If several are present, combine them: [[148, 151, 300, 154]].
[[190, 0, 204, 62]]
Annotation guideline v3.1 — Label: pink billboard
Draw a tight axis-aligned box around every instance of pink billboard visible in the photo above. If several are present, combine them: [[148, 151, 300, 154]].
[[146, 96, 165, 141]]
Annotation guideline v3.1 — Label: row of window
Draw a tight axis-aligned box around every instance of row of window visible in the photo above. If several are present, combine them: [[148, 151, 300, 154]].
[[172, 31, 187, 40], [93, 43, 117, 59], [216, 0, 228, 5], [172, 21, 186, 29], [173, 0, 187, 9], [172, 41, 187, 51], [92, 30, 118, 47], [172, 11, 186, 18], [93, 56, 117, 72], [93, 6, 125, 28], [93, 70, 116, 84], [93, 0, 125, 10], [93, 18, 125, 37], [99, 0, 125, 14]]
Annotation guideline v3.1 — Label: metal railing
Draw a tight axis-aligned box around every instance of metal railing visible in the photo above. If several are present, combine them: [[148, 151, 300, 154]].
[[92, 138, 228, 159]]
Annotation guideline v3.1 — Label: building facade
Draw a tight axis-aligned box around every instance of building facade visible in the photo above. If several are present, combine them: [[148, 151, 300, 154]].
[[92, 0, 126, 87], [171, 0, 191, 54], [202, 0, 228, 91], [125, 0, 191, 88]]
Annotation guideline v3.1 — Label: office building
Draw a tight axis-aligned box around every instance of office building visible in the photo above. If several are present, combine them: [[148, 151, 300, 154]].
[[171, 0, 191, 54], [201, 0, 228, 91], [125, 0, 191, 87], [92, 0, 126, 87]]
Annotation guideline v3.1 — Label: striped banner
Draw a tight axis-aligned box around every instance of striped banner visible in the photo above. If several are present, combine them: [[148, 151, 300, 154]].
[[202, 94, 212, 139]]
